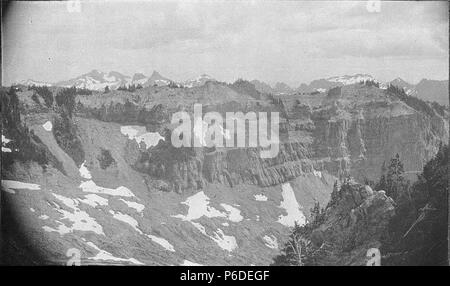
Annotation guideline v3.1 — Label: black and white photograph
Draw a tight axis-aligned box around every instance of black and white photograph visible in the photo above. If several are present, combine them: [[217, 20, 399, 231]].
[[0, 0, 448, 269]]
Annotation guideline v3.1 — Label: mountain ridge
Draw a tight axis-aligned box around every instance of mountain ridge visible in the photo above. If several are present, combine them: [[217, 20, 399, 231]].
[[16, 71, 449, 105]]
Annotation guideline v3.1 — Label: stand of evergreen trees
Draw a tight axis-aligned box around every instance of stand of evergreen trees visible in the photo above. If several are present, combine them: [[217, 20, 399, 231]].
[[117, 83, 143, 92], [28, 85, 53, 108]]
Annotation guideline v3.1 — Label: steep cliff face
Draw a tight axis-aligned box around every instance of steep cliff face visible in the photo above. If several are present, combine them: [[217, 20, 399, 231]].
[[281, 84, 449, 182], [132, 141, 325, 191]]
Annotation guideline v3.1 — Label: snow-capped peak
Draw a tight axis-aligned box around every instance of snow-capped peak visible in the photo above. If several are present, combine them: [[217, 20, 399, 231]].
[[54, 70, 132, 90], [183, 74, 216, 88], [326, 74, 375, 85]]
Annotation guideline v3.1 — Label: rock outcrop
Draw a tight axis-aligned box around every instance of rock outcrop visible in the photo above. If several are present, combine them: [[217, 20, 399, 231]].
[[273, 182, 395, 266]]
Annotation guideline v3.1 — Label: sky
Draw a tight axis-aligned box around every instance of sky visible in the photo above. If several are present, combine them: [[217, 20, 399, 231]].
[[2, 0, 448, 87]]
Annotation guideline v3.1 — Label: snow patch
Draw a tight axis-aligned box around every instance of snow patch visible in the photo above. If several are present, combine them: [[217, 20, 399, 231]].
[[220, 203, 243, 222], [119, 199, 145, 213], [79, 161, 92, 179], [146, 234, 175, 252], [42, 121, 53, 131], [181, 259, 203, 266], [211, 229, 237, 252], [313, 170, 322, 178], [277, 183, 306, 227], [2, 135, 12, 144], [173, 191, 239, 251], [120, 125, 164, 149], [173, 191, 243, 222], [43, 193, 104, 235], [109, 210, 140, 232], [254, 194, 268, 201], [1, 135, 14, 152], [173, 191, 227, 221], [86, 241, 144, 265], [109, 210, 175, 252], [79, 180, 135, 197], [79, 194, 109, 207]]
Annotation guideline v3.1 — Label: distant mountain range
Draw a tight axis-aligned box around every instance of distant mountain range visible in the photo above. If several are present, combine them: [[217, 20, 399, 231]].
[[19, 70, 217, 91], [252, 74, 448, 106], [50, 70, 174, 90], [390, 78, 449, 106], [18, 71, 448, 105], [253, 74, 378, 95]]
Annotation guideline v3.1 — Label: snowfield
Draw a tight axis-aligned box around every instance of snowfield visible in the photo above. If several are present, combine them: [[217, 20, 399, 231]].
[[120, 125, 164, 149], [277, 183, 306, 227]]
